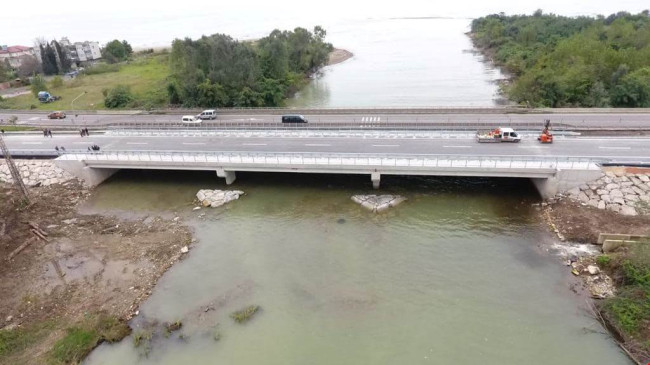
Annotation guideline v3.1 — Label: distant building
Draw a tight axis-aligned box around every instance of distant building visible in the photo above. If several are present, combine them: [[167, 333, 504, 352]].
[[59, 37, 102, 63], [0, 45, 37, 68]]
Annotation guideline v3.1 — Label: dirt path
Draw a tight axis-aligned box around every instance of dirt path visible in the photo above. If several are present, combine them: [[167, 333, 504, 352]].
[[0, 181, 192, 364], [327, 48, 354, 66]]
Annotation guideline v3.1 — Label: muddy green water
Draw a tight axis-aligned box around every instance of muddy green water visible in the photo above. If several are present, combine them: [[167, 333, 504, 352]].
[[83, 171, 629, 365]]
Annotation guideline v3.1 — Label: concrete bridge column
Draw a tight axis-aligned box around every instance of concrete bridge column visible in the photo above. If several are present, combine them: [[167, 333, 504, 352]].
[[532, 168, 603, 199], [371, 171, 381, 189], [216, 168, 237, 185]]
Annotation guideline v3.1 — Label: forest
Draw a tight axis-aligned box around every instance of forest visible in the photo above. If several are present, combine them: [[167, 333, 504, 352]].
[[167, 26, 333, 107], [471, 10, 650, 107]]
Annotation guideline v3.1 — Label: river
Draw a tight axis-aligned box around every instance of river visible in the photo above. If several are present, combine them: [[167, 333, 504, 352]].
[[287, 18, 505, 107], [82, 171, 630, 364]]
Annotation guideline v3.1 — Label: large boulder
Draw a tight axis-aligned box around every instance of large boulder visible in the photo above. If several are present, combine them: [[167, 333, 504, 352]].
[[620, 206, 638, 216], [351, 195, 406, 213], [196, 189, 245, 208]]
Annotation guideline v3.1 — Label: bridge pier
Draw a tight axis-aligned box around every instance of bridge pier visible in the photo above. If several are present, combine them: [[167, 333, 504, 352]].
[[371, 172, 381, 189], [216, 168, 237, 185]]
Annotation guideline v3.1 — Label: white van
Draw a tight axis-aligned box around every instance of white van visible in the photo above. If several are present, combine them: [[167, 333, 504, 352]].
[[181, 115, 201, 124], [198, 110, 217, 120]]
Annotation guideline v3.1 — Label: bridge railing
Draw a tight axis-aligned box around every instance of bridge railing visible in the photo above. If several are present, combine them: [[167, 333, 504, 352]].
[[58, 150, 602, 170]]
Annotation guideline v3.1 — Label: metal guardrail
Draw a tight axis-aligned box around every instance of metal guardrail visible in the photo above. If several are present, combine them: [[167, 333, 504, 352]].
[[58, 150, 603, 171], [107, 120, 579, 132]]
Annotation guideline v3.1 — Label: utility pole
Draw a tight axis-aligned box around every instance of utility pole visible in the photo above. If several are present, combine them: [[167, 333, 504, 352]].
[[0, 134, 30, 203], [70, 91, 87, 126]]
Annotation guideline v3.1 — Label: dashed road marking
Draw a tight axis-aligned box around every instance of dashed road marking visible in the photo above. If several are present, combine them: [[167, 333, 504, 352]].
[[443, 145, 471, 148], [126, 142, 148, 145], [242, 143, 267, 146], [182, 142, 206, 145], [21, 142, 43, 145], [372, 144, 399, 147], [599, 146, 631, 150], [305, 143, 331, 146]]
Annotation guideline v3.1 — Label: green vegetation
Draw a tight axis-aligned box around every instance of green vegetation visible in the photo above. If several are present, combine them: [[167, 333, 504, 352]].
[[0, 321, 55, 359], [0, 125, 36, 132], [471, 10, 650, 107], [596, 255, 611, 267], [600, 243, 650, 354], [50, 76, 64, 89], [30, 75, 47, 97], [169, 26, 333, 107], [48, 314, 130, 364], [230, 305, 260, 323], [2, 54, 169, 110], [102, 40, 134, 64], [104, 85, 134, 108]]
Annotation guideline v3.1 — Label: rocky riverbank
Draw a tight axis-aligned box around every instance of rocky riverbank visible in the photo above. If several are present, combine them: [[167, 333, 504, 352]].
[[563, 170, 650, 216], [327, 48, 354, 66], [351, 195, 406, 212], [0, 160, 74, 187], [542, 166, 650, 365]]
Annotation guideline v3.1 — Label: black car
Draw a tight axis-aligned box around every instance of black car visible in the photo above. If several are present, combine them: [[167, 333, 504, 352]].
[[281, 115, 307, 123]]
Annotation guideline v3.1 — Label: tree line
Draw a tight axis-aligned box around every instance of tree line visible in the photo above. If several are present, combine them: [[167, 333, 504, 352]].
[[471, 10, 650, 107], [167, 26, 333, 107]]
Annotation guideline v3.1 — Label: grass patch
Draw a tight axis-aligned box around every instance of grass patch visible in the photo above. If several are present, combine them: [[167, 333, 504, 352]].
[[596, 255, 611, 267], [0, 321, 55, 358], [2, 53, 170, 111], [599, 243, 650, 355], [230, 305, 260, 324], [1, 125, 37, 132], [47, 313, 130, 365]]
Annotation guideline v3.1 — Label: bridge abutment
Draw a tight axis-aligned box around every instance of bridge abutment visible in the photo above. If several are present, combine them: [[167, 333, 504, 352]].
[[54, 160, 118, 187], [532, 168, 603, 199], [216, 168, 237, 185]]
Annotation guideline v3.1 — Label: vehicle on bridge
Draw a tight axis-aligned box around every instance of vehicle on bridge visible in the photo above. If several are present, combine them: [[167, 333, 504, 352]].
[[282, 115, 308, 123], [476, 127, 521, 143], [538, 119, 554, 144], [197, 110, 217, 120], [47, 111, 66, 119], [182, 115, 201, 124]]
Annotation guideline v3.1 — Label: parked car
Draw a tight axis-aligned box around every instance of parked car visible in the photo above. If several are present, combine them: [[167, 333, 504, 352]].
[[197, 109, 217, 120], [48, 111, 66, 119], [281, 115, 308, 123], [181, 115, 201, 124]]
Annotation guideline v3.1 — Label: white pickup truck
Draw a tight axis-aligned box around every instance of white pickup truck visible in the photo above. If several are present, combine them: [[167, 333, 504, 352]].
[[476, 127, 521, 143]]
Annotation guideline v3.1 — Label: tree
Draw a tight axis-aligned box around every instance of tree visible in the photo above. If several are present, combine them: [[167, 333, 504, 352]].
[[30, 74, 47, 97], [611, 67, 650, 107], [102, 40, 130, 64], [0, 59, 11, 82], [16, 55, 42, 78], [41, 43, 59, 75], [53, 40, 72, 73]]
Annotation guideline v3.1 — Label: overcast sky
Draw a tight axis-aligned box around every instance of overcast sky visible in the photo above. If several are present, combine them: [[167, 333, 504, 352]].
[[2, 0, 648, 47]]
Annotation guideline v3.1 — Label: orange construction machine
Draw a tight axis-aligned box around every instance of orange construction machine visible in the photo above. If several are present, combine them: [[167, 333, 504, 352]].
[[538, 119, 553, 143]]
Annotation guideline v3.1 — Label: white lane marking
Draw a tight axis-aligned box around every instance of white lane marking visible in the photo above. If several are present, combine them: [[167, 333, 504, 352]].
[[372, 144, 399, 147], [599, 146, 631, 150], [305, 143, 331, 147], [443, 145, 472, 148], [21, 142, 43, 145], [126, 142, 148, 145], [29, 117, 39, 121], [242, 143, 267, 146], [182, 142, 206, 145], [73, 142, 93, 144]]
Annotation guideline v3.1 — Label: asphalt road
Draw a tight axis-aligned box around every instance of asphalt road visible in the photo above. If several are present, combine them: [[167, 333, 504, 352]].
[[3, 133, 650, 162], [2, 111, 650, 129]]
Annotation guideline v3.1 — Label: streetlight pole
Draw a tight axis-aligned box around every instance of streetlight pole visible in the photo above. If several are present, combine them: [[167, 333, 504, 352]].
[[70, 91, 87, 126]]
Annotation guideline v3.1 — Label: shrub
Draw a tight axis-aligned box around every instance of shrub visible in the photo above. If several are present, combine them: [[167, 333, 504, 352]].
[[50, 76, 64, 89], [230, 305, 260, 323], [596, 255, 611, 267], [104, 85, 134, 108], [30, 75, 47, 97]]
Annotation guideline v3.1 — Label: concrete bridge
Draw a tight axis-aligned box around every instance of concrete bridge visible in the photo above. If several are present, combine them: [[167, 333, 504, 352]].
[[53, 150, 604, 198]]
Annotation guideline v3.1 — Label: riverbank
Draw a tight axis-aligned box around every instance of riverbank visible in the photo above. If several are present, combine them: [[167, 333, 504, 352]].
[[327, 48, 353, 66], [543, 167, 650, 364], [0, 180, 192, 364]]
